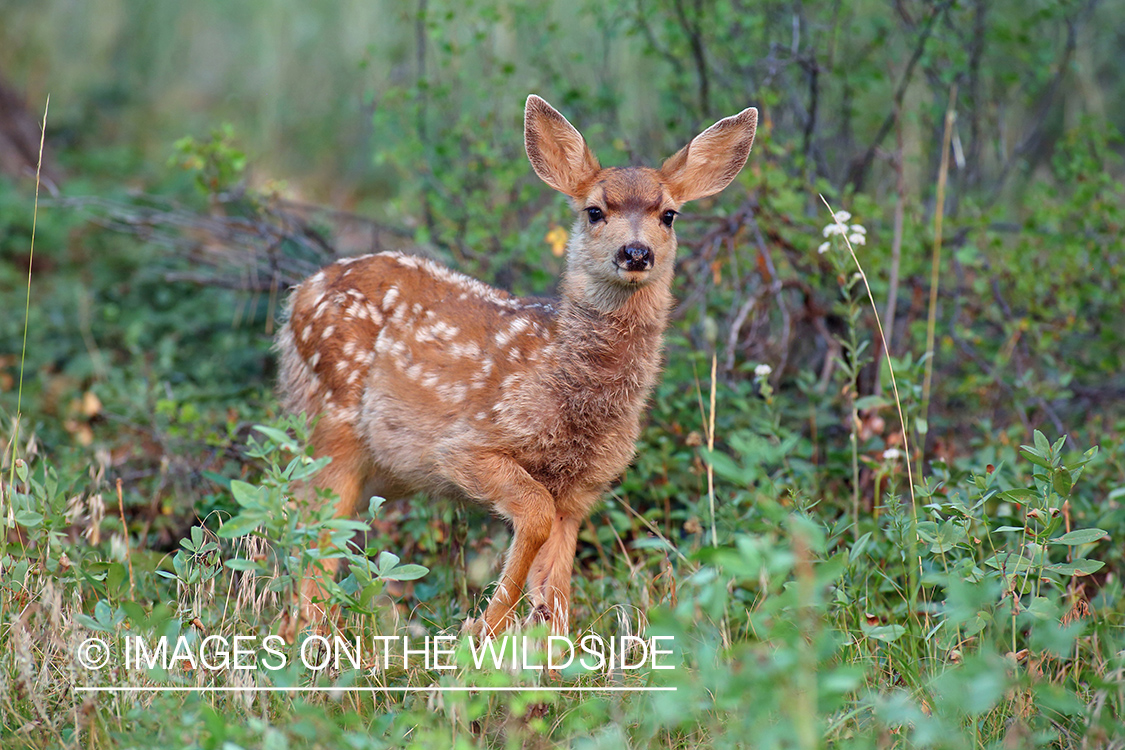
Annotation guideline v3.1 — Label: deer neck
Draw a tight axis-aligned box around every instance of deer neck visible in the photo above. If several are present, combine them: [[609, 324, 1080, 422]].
[[551, 268, 674, 403]]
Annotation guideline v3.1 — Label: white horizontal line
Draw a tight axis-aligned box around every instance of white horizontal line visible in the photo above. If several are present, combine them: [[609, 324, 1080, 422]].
[[75, 686, 674, 693]]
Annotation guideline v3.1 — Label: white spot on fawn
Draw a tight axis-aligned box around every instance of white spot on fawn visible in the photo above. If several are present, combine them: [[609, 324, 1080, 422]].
[[495, 317, 531, 348], [382, 286, 400, 311], [321, 325, 336, 341], [449, 341, 482, 359]]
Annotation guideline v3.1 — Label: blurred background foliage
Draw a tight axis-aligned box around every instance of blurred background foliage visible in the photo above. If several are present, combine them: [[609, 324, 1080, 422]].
[[2, 0, 1125, 747]]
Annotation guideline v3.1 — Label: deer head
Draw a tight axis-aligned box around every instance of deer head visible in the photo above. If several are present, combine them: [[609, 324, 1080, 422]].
[[524, 94, 758, 313]]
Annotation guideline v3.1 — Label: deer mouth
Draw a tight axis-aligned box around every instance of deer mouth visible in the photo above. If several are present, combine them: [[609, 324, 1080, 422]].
[[614, 266, 651, 285]]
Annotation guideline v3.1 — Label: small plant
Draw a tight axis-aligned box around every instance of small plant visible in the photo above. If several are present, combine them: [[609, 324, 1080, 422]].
[[169, 123, 247, 197], [215, 414, 427, 632]]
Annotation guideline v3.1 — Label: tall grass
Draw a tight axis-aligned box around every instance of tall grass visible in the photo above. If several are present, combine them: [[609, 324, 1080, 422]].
[[3, 95, 48, 569]]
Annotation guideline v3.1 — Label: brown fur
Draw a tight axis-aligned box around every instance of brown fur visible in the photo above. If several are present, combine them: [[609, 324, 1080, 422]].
[[276, 95, 757, 636]]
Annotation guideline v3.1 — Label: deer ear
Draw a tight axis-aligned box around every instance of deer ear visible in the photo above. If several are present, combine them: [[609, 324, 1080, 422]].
[[660, 107, 757, 204], [525, 95, 601, 198]]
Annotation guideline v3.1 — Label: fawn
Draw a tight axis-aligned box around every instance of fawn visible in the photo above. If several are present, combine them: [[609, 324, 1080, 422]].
[[276, 95, 757, 636]]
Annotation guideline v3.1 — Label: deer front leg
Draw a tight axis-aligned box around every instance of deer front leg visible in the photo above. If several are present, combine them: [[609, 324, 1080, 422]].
[[526, 513, 582, 635], [292, 422, 367, 636], [453, 454, 555, 637]]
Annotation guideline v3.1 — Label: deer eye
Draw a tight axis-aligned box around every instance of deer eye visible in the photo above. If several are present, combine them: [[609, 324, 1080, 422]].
[[661, 209, 677, 227], [585, 206, 605, 224]]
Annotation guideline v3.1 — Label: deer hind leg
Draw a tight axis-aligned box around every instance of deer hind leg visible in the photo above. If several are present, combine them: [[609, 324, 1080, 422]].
[[526, 514, 582, 635], [295, 419, 369, 633], [452, 454, 554, 637]]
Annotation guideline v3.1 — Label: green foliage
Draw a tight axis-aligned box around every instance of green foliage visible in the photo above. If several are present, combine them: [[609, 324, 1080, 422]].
[[169, 124, 247, 197]]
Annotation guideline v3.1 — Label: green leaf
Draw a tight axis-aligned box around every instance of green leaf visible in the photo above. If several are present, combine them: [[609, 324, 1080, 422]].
[[94, 600, 113, 625], [253, 425, 299, 450], [202, 471, 231, 489], [224, 558, 264, 572], [863, 624, 906, 643], [927, 520, 966, 554], [998, 488, 1037, 503], [854, 395, 891, 411], [849, 532, 873, 564], [74, 613, 113, 634], [703, 448, 752, 486], [916, 521, 938, 543], [376, 551, 400, 575], [287, 457, 326, 482], [1066, 446, 1098, 471], [230, 480, 265, 509], [367, 495, 386, 518], [381, 564, 429, 582], [1051, 528, 1109, 546], [1044, 560, 1104, 576], [1050, 434, 1067, 456], [1051, 469, 1073, 497], [1019, 449, 1051, 470], [1033, 430, 1050, 455], [217, 513, 264, 538], [14, 509, 43, 528]]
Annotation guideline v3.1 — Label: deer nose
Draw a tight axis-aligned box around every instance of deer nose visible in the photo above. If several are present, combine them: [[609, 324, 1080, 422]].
[[616, 243, 654, 272]]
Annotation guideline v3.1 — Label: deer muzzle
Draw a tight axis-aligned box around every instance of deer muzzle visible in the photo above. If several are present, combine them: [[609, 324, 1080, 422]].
[[615, 243, 654, 274]]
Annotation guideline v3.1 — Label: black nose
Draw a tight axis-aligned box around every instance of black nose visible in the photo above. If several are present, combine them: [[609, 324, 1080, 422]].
[[616, 243, 654, 272]]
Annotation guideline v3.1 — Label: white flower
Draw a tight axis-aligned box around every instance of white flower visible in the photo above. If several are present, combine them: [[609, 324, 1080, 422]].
[[817, 241, 831, 254], [850, 224, 867, 235], [833, 210, 852, 223], [754, 364, 772, 378], [882, 448, 903, 461], [822, 223, 845, 237], [848, 233, 867, 246]]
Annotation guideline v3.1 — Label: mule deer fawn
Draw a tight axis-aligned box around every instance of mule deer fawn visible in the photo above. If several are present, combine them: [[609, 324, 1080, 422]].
[[276, 95, 757, 636]]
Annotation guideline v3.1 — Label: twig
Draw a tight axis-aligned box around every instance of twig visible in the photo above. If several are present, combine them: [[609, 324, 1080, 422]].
[[882, 102, 906, 365], [116, 478, 136, 600], [707, 355, 718, 547], [846, 0, 953, 189], [919, 85, 958, 479]]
